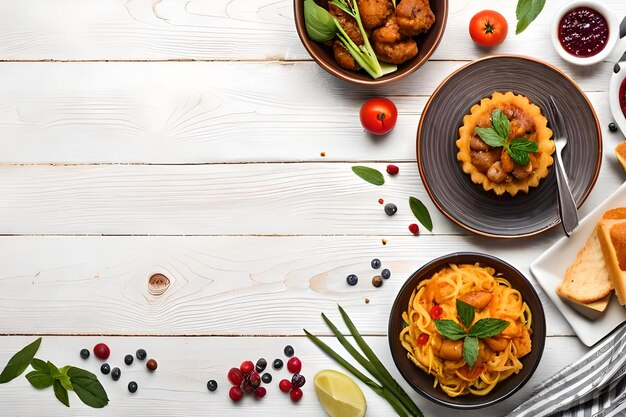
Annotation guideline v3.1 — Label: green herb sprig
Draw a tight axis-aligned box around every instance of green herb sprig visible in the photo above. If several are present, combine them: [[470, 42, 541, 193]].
[[434, 299, 509, 367], [305, 305, 424, 417], [409, 196, 433, 232], [0, 338, 109, 408], [474, 108, 539, 166], [516, 0, 546, 34]]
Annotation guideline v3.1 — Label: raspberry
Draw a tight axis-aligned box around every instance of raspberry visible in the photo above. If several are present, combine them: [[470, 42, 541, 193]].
[[386, 164, 399, 175], [408, 223, 419, 235]]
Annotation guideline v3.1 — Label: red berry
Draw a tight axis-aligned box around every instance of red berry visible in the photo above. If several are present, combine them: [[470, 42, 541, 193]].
[[429, 305, 444, 320], [254, 386, 267, 399], [240, 360, 254, 375], [287, 357, 302, 374], [417, 333, 429, 346], [290, 387, 303, 402], [241, 378, 255, 393], [378, 198, 384, 205], [229, 386, 243, 402], [279, 379, 292, 393], [386, 164, 399, 175], [93, 343, 110, 360], [248, 371, 261, 389], [408, 223, 419, 235], [228, 367, 244, 386]]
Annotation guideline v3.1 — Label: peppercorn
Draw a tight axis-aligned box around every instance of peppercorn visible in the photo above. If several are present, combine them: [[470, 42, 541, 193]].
[[124, 354, 134, 365], [372, 275, 383, 287], [146, 359, 158, 371]]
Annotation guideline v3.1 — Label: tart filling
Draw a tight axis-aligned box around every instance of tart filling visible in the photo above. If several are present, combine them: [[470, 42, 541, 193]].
[[456, 92, 555, 196]]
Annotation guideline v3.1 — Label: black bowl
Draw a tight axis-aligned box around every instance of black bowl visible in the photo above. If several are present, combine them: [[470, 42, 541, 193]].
[[388, 252, 546, 409]]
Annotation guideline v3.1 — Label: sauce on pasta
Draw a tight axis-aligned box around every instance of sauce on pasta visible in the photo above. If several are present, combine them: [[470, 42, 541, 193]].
[[400, 263, 532, 397]]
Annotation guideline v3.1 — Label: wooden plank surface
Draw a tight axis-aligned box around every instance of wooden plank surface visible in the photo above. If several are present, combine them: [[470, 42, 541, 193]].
[[0, 335, 588, 416], [0, 235, 577, 336], [0, 0, 623, 62], [0, 62, 617, 164]]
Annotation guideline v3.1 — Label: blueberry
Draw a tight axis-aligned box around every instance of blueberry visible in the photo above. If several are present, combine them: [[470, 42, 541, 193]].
[[346, 274, 358, 286], [262, 373, 272, 384], [609, 122, 618, 132], [207, 380, 218, 392], [124, 354, 134, 365], [255, 358, 267, 373], [100, 363, 111, 375], [371, 258, 381, 269], [384, 203, 397, 216], [136, 349, 147, 361], [272, 359, 283, 370], [291, 373, 306, 388], [111, 367, 121, 381], [128, 381, 138, 393], [284, 345, 295, 357], [381, 268, 391, 279], [80, 349, 90, 359]]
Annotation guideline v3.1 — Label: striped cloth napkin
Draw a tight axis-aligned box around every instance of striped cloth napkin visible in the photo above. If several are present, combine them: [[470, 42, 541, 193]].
[[507, 323, 626, 417]]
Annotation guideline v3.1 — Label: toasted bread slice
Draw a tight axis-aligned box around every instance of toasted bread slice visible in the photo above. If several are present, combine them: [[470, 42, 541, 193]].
[[561, 293, 612, 320], [598, 210, 626, 306], [616, 142, 626, 172], [557, 230, 613, 304]]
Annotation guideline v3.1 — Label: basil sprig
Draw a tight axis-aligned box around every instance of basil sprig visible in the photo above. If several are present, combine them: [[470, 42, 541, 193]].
[[516, 0, 546, 34], [0, 338, 108, 408], [352, 165, 385, 186], [409, 196, 433, 232], [474, 109, 539, 166], [434, 299, 509, 367]]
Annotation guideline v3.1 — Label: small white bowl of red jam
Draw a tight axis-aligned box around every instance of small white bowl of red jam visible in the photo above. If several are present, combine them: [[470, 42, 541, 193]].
[[610, 58, 626, 135], [551, 0, 619, 66]]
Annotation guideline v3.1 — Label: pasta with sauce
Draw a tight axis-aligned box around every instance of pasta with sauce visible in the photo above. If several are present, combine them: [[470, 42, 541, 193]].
[[400, 263, 533, 397]]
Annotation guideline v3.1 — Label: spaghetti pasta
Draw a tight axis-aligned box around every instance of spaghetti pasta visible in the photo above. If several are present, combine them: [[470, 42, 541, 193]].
[[400, 263, 533, 397]]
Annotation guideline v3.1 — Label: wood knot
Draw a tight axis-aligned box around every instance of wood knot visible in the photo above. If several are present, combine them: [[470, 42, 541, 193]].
[[148, 273, 170, 296]]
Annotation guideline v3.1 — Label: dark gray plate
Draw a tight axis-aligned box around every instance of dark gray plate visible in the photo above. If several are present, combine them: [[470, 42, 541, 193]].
[[417, 55, 602, 238]]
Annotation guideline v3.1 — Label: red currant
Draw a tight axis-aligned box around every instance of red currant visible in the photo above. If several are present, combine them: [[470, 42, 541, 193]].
[[378, 198, 384, 204], [228, 367, 244, 386], [287, 357, 302, 374], [254, 386, 267, 399], [279, 379, 292, 393], [240, 360, 254, 375], [93, 343, 110, 360], [290, 387, 303, 402], [429, 305, 444, 320], [408, 223, 419, 235], [417, 333, 429, 346], [229, 386, 243, 402], [248, 371, 261, 389], [386, 164, 399, 175]]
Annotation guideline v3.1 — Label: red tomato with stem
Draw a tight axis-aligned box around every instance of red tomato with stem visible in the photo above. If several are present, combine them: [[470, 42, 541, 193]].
[[469, 10, 508, 47], [359, 98, 398, 135]]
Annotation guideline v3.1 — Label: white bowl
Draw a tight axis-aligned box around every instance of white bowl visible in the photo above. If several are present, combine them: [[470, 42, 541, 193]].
[[610, 57, 626, 135], [551, 0, 619, 66]]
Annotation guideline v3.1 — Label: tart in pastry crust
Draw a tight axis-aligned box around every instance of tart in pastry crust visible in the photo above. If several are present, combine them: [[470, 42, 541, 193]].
[[456, 92, 554, 196]]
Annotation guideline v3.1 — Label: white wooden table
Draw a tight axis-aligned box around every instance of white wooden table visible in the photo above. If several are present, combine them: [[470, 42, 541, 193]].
[[0, 0, 625, 415]]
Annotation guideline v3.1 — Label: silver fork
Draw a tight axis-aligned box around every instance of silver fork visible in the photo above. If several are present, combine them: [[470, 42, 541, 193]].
[[547, 96, 578, 237]]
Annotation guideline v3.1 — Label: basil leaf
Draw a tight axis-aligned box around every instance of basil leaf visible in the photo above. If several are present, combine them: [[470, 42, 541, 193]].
[[31, 358, 48, 373], [468, 318, 510, 338], [509, 138, 539, 153], [53, 379, 70, 407], [59, 374, 73, 392], [475, 127, 506, 148], [304, 0, 337, 42], [463, 337, 479, 368], [516, 0, 546, 34], [26, 370, 53, 389], [67, 367, 109, 409], [434, 320, 467, 341], [0, 337, 42, 384], [47, 361, 63, 379], [352, 166, 384, 186], [456, 299, 475, 329], [491, 109, 510, 140], [507, 147, 530, 166], [409, 196, 433, 232]]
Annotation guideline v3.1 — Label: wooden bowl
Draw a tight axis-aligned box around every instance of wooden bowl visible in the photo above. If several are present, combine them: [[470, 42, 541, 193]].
[[293, 0, 448, 85], [388, 252, 546, 409]]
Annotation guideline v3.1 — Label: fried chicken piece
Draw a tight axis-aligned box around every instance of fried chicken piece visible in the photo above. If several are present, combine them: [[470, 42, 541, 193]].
[[357, 0, 393, 30], [329, 3, 364, 45], [373, 38, 418, 64], [372, 15, 402, 44], [332, 40, 361, 71], [396, 0, 435, 37]]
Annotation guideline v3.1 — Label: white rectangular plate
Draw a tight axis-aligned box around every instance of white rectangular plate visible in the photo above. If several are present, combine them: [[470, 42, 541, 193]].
[[531, 182, 626, 346]]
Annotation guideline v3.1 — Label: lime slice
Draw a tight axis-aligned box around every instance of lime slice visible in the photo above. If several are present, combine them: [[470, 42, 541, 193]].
[[314, 369, 367, 417]]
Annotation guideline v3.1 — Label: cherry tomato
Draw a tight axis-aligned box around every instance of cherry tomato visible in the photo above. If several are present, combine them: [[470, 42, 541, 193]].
[[416, 334, 430, 346], [359, 98, 398, 135], [429, 305, 444, 320], [469, 10, 508, 47]]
